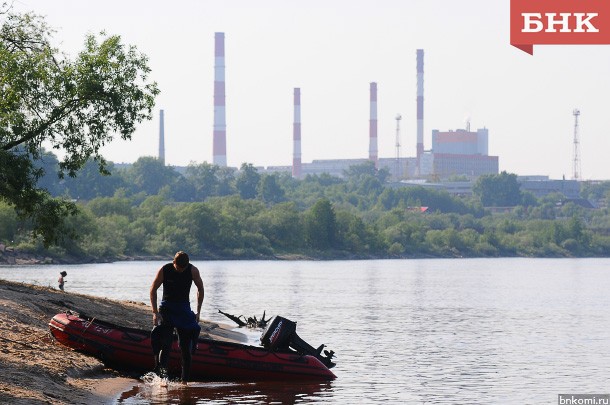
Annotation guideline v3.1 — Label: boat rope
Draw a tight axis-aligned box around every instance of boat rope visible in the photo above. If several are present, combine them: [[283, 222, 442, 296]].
[[77, 316, 96, 349]]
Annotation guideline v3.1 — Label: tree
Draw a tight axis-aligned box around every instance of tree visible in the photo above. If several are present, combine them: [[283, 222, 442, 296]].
[[0, 10, 159, 245], [345, 162, 388, 193], [335, 209, 377, 252], [473, 171, 523, 207], [255, 202, 302, 248], [174, 203, 221, 253], [304, 198, 337, 249], [257, 174, 285, 204], [216, 167, 236, 196], [123, 157, 178, 196], [34, 149, 65, 196], [63, 158, 125, 200], [186, 162, 219, 200], [0, 201, 18, 242], [344, 161, 389, 183], [235, 163, 260, 199], [87, 196, 133, 218], [0, 146, 77, 244]]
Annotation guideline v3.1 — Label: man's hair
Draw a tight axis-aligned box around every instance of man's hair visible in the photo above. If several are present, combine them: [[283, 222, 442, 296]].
[[174, 251, 190, 268]]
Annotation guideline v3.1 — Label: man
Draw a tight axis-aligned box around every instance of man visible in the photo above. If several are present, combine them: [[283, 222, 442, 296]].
[[150, 251, 204, 383]]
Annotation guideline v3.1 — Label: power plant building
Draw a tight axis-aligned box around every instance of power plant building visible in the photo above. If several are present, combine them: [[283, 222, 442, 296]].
[[431, 128, 498, 178]]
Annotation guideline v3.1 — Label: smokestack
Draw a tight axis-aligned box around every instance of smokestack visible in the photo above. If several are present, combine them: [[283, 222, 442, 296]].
[[292, 88, 302, 178], [213, 32, 227, 167], [416, 49, 424, 175], [158, 109, 165, 165], [369, 82, 378, 167]]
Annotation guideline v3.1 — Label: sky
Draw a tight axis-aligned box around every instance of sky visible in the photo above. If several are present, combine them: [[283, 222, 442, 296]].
[[12, 0, 610, 180]]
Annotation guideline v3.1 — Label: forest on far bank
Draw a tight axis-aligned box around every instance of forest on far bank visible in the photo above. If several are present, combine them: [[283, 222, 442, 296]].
[[1, 153, 610, 261]]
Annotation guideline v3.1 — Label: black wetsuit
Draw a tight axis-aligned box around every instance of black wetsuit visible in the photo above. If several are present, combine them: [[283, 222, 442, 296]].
[[153, 263, 200, 381]]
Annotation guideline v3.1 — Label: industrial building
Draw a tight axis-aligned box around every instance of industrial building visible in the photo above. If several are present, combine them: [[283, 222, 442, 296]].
[[431, 128, 499, 179], [386, 176, 580, 200], [273, 48, 497, 181], [517, 176, 580, 199]]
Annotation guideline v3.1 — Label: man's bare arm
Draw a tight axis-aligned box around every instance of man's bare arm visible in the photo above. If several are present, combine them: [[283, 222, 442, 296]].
[[150, 268, 164, 325], [192, 266, 205, 322]]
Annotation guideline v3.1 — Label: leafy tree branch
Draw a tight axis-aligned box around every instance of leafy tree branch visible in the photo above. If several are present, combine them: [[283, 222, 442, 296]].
[[0, 10, 159, 246]]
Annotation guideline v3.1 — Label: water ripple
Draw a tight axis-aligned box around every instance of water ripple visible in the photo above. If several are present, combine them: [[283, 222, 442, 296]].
[[1, 258, 609, 404]]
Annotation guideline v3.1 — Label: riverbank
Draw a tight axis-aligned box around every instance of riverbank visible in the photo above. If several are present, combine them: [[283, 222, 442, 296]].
[[0, 279, 244, 404], [3, 242, 605, 267], [0, 242, 455, 266], [0, 244, 167, 265]]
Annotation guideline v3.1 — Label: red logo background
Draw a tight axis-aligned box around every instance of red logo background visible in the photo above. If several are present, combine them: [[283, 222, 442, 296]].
[[511, 0, 610, 54]]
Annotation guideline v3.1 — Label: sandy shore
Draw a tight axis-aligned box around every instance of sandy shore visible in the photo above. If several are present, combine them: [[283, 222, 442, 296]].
[[0, 279, 245, 404]]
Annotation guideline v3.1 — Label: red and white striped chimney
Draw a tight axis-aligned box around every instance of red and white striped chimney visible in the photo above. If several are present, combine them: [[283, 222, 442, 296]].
[[292, 88, 302, 178], [369, 82, 378, 167], [416, 49, 424, 175], [213, 32, 227, 167]]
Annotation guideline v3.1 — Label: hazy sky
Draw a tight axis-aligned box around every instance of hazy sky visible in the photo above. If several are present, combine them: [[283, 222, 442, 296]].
[[13, 0, 610, 180]]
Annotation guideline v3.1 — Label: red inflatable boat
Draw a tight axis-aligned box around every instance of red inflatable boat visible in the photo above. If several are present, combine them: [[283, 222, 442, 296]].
[[49, 312, 336, 381]]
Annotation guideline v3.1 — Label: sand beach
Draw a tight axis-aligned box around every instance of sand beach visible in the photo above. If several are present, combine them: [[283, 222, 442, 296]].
[[0, 279, 243, 404]]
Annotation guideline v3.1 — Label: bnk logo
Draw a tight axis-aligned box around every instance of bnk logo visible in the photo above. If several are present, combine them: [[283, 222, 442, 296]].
[[522, 13, 598, 33], [510, 0, 610, 54]]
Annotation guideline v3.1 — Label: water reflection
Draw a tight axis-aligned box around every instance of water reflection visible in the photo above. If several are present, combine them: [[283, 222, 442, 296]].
[[116, 379, 333, 404], [207, 262, 228, 313], [289, 264, 303, 315]]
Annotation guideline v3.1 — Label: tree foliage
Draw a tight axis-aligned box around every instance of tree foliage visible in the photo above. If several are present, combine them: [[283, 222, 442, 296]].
[[2, 148, 608, 260], [123, 157, 177, 196], [304, 198, 337, 249], [186, 162, 220, 200], [0, 10, 158, 245], [235, 163, 261, 199], [473, 171, 523, 207], [257, 174, 285, 204]]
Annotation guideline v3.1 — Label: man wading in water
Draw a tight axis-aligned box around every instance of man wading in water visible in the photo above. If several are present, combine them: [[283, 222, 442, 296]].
[[150, 251, 204, 383]]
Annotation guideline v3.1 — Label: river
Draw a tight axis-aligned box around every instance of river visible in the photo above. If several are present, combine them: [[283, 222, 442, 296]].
[[1, 258, 609, 404]]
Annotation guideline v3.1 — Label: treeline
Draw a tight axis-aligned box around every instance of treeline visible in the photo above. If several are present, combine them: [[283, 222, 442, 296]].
[[1, 155, 610, 260]]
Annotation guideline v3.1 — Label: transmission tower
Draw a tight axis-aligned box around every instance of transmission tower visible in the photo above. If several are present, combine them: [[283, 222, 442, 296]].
[[572, 109, 581, 180], [395, 114, 402, 179]]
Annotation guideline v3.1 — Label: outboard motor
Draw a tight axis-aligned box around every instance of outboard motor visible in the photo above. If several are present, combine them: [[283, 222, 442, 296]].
[[261, 316, 335, 369]]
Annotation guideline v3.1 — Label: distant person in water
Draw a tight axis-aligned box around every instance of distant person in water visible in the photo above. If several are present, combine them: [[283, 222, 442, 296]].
[[150, 251, 204, 383], [58, 271, 67, 291]]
